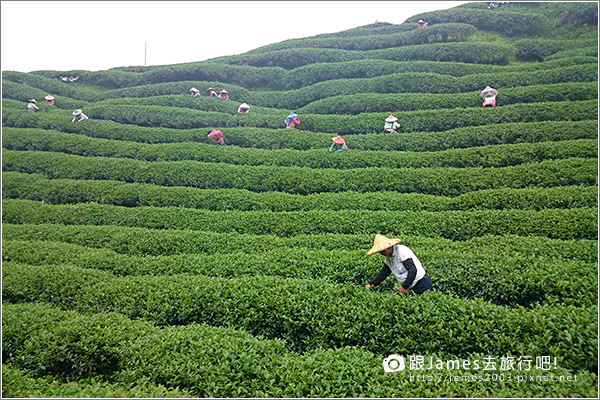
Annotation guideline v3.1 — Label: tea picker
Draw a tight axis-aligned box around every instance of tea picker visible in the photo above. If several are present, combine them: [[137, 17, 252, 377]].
[[481, 86, 498, 107], [27, 99, 39, 112], [383, 114, 400, 133], [71, 109, 89, 122], [189, 87, 201, 98], [365, 234, 432, 295], [329, 136, 348, 153], [208, 129, 225, 145], [218, 90, 229, 100], [285, 112, 300, 129], [238, 103, 250, 114], [206, 87, 218, 97]]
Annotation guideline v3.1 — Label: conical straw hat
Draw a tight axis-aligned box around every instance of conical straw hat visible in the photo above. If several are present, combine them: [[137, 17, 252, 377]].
[[366, 234, 401, 256]]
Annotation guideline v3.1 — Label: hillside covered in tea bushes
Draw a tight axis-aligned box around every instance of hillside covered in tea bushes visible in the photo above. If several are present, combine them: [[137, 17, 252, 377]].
[[2, 1, 598, 398]]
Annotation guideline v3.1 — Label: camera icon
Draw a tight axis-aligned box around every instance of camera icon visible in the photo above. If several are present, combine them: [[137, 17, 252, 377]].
[[383, 354, 405, 372]]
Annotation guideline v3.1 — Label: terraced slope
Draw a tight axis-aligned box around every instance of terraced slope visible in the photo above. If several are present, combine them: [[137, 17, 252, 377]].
[[2, 2, 598, 398]]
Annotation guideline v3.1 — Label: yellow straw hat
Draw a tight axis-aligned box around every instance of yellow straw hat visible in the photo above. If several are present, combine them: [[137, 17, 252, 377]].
[[366, 234, 401, 256]]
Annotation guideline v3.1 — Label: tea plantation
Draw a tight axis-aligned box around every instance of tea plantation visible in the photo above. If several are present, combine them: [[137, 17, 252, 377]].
[[2, 2, 598, 398]]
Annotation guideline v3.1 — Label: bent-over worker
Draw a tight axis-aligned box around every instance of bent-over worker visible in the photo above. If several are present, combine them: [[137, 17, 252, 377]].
[[71, 109, 89, 122], [208, 129, 225, 145], [27, 99, 39, 112], [481, 86, 498, 107], [329, 136, 348, 153], [365, 234, 432, 295], [285, 112, 300, 129], [238, 102, 250, 114], [383, 114, 400, 133], [189, 87, 201, 98]]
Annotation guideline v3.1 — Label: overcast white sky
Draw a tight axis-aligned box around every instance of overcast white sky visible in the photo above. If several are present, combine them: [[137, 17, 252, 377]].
[[2, 1, 471, 73]]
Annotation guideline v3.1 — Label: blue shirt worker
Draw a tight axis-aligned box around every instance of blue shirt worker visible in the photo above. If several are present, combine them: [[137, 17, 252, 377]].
[[365, 234, 432, 295]]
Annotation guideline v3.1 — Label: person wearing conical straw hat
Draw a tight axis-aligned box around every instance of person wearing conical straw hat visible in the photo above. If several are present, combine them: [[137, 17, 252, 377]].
[[329, 136, 348, 153], [189, 87, 201, 98], [481, 85, 498, 107], [237, 102, 250, 114], [71, 109, 89, 122], [365, 234, 432, 295], [218, 89, 229, 100], [27, 99, 39, 112], [417, 19, 428, 28], [383, 114, 400, 133], [44, 95, 55, 105], [206, 87, 218, 97]]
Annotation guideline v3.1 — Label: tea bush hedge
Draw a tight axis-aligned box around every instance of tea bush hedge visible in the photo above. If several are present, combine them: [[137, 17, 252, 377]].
[[3, 172, 596, 211], [2, 2, 597, 395], [3, 110, 596, 150], [298, 82, 598, 114], [2, 200, 596, 240], [2, 263, 596, 374], [3, 239, 596, 307], [29, 100, 594, 134], [515, 38, 598, 61], [3, 128, 596, 169], [3, 150, 597, 196], [20, 55, 597, 92], [409, 8, 552, 36], [4, 303, 597, 398], [281, 56, 597, 89], [244, 23, 478, 53], [3, 224, 596, 263], [217, 42, 515, 69]]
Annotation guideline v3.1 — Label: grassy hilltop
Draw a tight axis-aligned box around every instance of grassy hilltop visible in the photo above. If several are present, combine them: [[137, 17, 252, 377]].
[[2, 1, 598, 398]]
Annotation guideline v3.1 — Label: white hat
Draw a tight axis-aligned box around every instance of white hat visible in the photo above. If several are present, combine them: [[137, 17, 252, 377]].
[[72, 109, 82, 115], [28, 99, 37, 103]]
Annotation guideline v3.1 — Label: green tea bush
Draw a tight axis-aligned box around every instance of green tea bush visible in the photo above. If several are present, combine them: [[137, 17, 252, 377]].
[[2, 200, 597, 240], [3, 264, 597, 373], [544, 46, 598, 61], [4, 303, 597, 398], [300, 101, 598, 135], [298, 82, 598, 114], [244, 23, 478, 53], [1, 365, 193, 398], [3, 172, 596, 211], [4, 109, 595, 150], [1, 80, 90, 110], [3, 128, 596, 169], [22, 100, 593, 134], [4, 224, 596, 263], [219, 42, 514, 69], [2, 72, 98, 101], [514, 38, 598, 61], [409, 8, 552, 36], [4, 239, 596, 307], [3, 150, 597, 196], [282, 56, 597, 89]]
